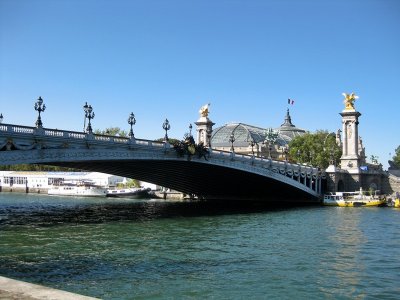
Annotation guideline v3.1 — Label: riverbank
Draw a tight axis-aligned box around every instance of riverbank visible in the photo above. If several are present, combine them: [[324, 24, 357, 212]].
[[0, 186, 45, 194], [0, 187, 187, 200], [0, 276, 99, 300]]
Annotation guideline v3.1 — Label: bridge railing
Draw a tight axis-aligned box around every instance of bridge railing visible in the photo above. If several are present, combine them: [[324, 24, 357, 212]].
[[0, 124, 35, 134], [1, 123, 317, 171], [211, 149, 317, 174], [0, 123, 166, 148], [1, 124, 317, 173], [206, 149, 321, 195]]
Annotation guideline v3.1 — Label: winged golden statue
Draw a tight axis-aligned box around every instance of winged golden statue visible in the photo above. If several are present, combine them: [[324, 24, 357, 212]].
[[199, 103, 211, 117], [342, 92, 359, 110]]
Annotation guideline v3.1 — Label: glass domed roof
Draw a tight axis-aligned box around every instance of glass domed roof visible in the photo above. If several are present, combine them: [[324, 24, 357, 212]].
[[211, 109, 306, 147], [275, 109, 307, 142]]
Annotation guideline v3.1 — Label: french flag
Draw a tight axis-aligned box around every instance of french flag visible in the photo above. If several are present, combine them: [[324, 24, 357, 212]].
[[288, 99, 294, 105]]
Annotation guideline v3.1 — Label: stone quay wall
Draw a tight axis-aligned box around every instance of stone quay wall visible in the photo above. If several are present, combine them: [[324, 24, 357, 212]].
[[325, 169, 398, 195]]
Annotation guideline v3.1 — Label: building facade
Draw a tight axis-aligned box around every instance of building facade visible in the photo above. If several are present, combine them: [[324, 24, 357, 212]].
[[0, 171, 124, 193]]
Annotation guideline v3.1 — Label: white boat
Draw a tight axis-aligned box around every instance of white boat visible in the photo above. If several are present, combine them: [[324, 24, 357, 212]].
[[48, 180, 107, 197], [323, 189, 385, 207], [106, 187, 152, 198]]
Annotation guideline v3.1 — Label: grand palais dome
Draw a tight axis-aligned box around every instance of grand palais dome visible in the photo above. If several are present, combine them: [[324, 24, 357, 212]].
[[211, 109, 306, 149]]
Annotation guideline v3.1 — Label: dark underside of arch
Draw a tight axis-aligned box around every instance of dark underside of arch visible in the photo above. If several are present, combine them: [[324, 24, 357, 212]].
[[46, 160, 319, 204]]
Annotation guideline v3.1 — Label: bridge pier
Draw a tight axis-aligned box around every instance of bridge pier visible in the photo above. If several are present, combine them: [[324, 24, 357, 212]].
[[195, 107, 215, 147]]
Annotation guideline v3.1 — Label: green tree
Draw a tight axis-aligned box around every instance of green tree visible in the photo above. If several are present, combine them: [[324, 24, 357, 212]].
[[0, 164, 76, 171], [116, 178, 140, 188], [370, 155, 379, 164], [392, 146, 400, 166], [126, 178, 140, 188], [154, 137, 180, 145], [94, 127, 128, 137], [288, 130, 342, 169]]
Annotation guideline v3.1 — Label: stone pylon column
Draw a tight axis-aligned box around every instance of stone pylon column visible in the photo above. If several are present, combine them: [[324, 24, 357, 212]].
[[340, 93, 361, 172], [194, 103, 215, 147]]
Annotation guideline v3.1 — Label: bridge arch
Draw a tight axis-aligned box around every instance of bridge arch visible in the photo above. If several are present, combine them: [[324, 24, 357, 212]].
[[0, 123, 323, 203]]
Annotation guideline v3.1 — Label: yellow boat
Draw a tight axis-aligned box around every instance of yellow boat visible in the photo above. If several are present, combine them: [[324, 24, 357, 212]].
[[387, 196, 400, 207], [394, 198, 400, 208], [323, 191, 385, 207]]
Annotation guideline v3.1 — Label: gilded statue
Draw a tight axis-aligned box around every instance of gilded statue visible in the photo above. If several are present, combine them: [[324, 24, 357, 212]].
[[199, 103, 211, 117], [342, 92, 359, 110]]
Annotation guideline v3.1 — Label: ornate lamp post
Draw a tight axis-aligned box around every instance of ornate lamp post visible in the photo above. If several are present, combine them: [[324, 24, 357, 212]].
[[329, 146, 335, 166], [249, 140, 255, 156], [283, 146, 289, 161], [264, 128, 278, 159], [323, 131, 337, 166], [206, 128, 212, 148], [0, 113, 3, 124], [162, 118, 170, 141], [128, 112, 136, 138], [309, 150, 314, 165], [84, 103, 95, 133], [297, 149, 301, 163], [229, 133, 235, 152], [189, 123, 193, 137], [83, 102, 89, 132], [34, 96, 46, 128]]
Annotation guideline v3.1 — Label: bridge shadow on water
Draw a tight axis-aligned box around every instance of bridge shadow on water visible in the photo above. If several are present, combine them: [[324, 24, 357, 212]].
[[0, 198, 319, 227]]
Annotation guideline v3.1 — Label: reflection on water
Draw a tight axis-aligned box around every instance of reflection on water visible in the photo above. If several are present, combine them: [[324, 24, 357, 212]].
[[319, 209, 367, 299], [1, 193, 400, 299], [0, 193, 300, 227]]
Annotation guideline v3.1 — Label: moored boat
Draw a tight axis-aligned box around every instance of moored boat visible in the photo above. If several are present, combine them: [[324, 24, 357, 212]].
[[48, 180, 107, 197], [106, 187, 152, 198], [395, 198, 400, 208], [387, 197, 400, 208], [323, 190, 385, 207]]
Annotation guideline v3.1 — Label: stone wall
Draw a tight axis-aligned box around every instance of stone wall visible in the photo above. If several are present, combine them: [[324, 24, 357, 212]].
[[325, 169, 395, 195], [0, 186, 47, 194], [324, 170, 361, 193], [382, 174, 400, 195]]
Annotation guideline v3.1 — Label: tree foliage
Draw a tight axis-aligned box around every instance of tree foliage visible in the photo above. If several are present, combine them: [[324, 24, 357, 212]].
[[288, 130, 342, 169], [154, 137, 180, 144], [117, 178, 140, 188], [0, 164, 76, 171], [393, 145, 400, 166], [94, 127, 128, 137]]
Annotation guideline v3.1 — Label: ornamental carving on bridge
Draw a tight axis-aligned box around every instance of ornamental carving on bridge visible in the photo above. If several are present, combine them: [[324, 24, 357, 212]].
[[173, 133, 209, 160]]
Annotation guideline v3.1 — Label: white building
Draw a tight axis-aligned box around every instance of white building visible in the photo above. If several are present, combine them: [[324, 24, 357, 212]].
[[0, 171, 159, 192], [0, 171, 124, 190]]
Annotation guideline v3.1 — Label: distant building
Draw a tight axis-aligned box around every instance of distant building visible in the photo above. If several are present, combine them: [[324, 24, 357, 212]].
[[0, 171, 123, 191], [211, 109, 306, 159], [0, 171, 160, 193]]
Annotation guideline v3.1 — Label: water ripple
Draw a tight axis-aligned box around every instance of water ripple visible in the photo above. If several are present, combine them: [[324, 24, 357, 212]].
[[1, 194, 400, 299]]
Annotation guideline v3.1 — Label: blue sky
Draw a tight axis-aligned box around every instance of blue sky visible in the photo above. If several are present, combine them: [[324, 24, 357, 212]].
[[1, 0, 399, 169]]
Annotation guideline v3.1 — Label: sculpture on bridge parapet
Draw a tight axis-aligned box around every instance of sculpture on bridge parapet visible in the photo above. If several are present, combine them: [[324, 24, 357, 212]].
[[195, 103, 215, 147], [199, 103, 211, 118], [342, 92, 359, 111], [173, 133, 209, 161]]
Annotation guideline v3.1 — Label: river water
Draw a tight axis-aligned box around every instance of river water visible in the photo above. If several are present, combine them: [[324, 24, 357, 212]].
[[0, 193, 399, 300]]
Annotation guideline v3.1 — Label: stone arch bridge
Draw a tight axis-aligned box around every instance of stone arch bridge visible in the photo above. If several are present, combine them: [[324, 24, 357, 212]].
[[0, 123, 323, 203]]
